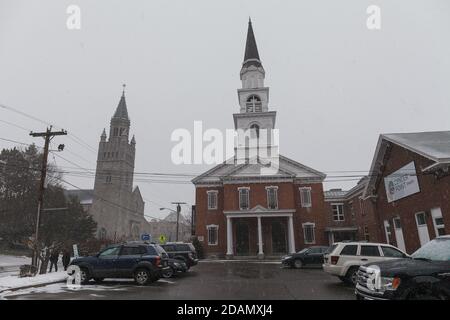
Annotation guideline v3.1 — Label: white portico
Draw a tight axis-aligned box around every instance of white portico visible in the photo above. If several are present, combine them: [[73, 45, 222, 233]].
[[224, 207, 296, 259]]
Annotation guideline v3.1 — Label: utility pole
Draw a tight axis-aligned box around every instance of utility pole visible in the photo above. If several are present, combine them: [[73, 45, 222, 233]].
[[29, 126, 67, 268], [171, 202, 186, 242]]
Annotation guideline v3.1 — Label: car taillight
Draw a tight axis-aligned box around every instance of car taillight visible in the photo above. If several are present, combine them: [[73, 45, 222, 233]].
[[155, 256, 161, 267], [392, 277, 401, 290], [331, 256, 339, 265]]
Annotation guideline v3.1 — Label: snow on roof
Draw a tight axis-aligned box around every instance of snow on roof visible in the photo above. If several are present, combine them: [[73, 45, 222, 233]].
[[382, 131, 450, 161]]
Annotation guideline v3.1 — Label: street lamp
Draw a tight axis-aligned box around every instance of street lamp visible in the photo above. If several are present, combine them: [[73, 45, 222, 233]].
[[160, 202, 186, 242]]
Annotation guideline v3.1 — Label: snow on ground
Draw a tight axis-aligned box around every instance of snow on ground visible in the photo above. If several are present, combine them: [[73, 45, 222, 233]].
[[0, 279, 131, 299], [0, 255, 30, 267], [0, 271, 67, 293]]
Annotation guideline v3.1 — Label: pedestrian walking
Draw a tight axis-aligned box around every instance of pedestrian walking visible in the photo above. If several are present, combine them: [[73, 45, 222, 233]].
[[62, 248, 71, 271], [49, 250, 59, 272]]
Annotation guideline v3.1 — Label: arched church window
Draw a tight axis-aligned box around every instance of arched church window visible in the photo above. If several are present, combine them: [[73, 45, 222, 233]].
[[250, 124, 260, 138], [246, 95, 262, 113], [119, 128, 124, 136], [113, 128, 119, 136]]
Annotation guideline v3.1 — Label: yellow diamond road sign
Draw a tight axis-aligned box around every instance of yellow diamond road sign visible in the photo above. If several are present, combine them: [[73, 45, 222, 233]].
[[159, 235, 166, 244]]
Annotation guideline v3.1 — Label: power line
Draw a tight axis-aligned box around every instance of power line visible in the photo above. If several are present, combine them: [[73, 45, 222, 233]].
[[57, 176, 163, 221]]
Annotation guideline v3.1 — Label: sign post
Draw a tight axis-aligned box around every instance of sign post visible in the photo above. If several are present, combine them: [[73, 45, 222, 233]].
[[73, 244, 79, 259]]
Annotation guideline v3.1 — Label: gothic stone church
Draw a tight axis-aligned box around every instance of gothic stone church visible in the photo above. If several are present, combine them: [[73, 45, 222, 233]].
[[68, 90, 152, 241], [192, 20, 330, 258]]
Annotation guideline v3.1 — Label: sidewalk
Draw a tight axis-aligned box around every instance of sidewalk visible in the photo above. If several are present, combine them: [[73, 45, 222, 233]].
[[0, 271, 67, 293]]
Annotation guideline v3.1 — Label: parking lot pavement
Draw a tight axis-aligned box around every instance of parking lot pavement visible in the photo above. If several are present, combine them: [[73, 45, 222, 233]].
[[2, 261, 355, 300]]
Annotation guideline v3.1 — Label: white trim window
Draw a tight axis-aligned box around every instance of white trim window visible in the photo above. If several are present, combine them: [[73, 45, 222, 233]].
[[207, 190, 218, 210], [238, 187, 250, 210], [332, 203, 345, 221], [303, 223, 316, 244], [431, 208, 446, 237], [206, 225, 219, 246], [266, 186, 278, 209], [299, 187, 312, 208]]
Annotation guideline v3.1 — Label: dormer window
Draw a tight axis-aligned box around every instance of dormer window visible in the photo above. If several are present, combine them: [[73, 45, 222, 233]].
[[246, 95, 262, 112]]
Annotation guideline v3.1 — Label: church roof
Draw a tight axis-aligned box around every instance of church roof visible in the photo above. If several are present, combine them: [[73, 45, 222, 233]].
[[192, 155, 326, 185], [113, 92, 129, 120], [242, 18, 262, 68]]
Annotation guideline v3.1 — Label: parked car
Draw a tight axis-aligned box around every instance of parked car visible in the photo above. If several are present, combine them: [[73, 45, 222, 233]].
[[355, 235, 450, 300], [162, 258, 188, 278], [69, 242, 170, 285], [282, 246, 330, 268], [161, 242, 198, 269], [323, 242, 408, 285]]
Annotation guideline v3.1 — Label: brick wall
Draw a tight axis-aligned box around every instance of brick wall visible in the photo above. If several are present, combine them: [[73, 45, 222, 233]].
[[373, 143, 450, 253]]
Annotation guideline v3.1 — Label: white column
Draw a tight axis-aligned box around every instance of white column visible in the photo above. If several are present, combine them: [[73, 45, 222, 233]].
[[288, 215, 296, 254], [257, 216, 263, 256], [226, 217, 233, 256]]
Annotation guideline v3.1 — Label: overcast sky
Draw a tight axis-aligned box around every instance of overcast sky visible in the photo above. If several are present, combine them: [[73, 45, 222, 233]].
[[1, 0, 449, 219]]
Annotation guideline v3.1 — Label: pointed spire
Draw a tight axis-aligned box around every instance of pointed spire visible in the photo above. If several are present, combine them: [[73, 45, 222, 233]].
[[243, 18, 262, 68], [113, 84, 129, 120], [101, 128, 107, 141], [131, 134, 136, 146]]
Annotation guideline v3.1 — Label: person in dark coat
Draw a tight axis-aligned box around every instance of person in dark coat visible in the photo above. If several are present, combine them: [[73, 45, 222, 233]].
[[49, 250, 59, 272], [62, 249, 71, 271]]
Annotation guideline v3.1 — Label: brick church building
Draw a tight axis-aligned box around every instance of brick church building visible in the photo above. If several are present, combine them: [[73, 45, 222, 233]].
[[192, 20, 449, 258], [192, 20, 331, 258]]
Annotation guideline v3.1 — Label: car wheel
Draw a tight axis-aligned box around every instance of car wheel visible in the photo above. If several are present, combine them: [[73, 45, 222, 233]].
[[294, 259, 303, 269], [134, 268, 151, 286], [162, 267, 174, 278], [345, 267, 359, 286], [79, 267, 90, 285], [93, 278, 104, 283]]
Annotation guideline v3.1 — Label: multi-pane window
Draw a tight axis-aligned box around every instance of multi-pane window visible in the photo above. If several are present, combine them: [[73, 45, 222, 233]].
[[434, 217, 446, 236], [266, 187, 278, 209], [299, 187, 312, 208], [332, 204, 344, 221], [105, 175, 112, 183], [239, 188, 250, 210], [364, 226, 370, 242], [207, 190, 218, 210], [303, 223, 315, 244], [207, 225, 218, 246]]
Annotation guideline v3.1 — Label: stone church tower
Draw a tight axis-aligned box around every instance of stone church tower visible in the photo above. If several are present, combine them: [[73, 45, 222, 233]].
[[89, 87, 151, 241]]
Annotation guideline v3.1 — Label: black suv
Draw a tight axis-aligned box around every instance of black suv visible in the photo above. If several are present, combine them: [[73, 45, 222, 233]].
[[356, 235, 450, 300], [281, 246, 329, 268], [69, 242, 170, 285], [161, 242, 198, 269]]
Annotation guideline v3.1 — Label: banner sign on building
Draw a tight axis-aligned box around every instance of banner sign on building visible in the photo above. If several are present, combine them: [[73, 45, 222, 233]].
[[384, 161, 420, 203]]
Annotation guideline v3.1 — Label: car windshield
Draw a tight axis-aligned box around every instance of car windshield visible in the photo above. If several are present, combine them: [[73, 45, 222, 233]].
[[411, 238, 450, 261], [296, 248, 308, 254]]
